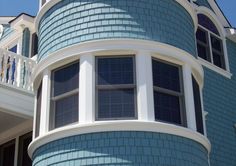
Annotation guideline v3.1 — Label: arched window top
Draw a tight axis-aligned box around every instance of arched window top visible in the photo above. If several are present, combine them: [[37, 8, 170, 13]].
[[198, 14, 220, 36]]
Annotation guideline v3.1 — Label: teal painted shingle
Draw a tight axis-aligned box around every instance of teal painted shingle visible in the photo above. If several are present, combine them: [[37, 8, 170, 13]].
[[32, 131, 209, 166], [38, 0, 196, 61], [203, 39, 236, 166]]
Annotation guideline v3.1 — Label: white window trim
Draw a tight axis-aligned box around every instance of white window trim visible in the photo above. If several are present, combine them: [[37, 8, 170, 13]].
[[198, 57, 232, 79], [196, 8, 231, 78]]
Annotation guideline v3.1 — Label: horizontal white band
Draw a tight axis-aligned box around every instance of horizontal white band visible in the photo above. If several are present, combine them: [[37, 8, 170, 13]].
[[28, 120, 211, 158]]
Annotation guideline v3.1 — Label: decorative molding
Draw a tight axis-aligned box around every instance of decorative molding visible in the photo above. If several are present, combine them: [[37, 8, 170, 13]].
[[198, 58, 232, 79], [32, 39, 204, 88], [28, 120, 211, 158]]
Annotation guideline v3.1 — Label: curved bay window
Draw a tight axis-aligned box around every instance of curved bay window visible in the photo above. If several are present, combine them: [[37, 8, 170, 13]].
[[196, 14, 226, 69], [96, 56, 137, 120], [152, 58, 186, 126], [50, 61, 80, 130]]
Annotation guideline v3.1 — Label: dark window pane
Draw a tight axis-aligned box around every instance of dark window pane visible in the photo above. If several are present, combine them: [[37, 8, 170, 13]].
[[196, 28, 208, 44], [213, 52, 225, 69], [98, 89, 135, 119], [0, 140, 15, 166], [55, 94, 78, 128], [211, 35, 222, 52], [9, 45, 17, 53], [154, 92, 181, 125], [97, 57, 134, 85], [198, 14, 219, 35], [152, 60, 180, 92], [31, 33, 38, 57], [18, 132, 32, 166], [53, 62, 79, 96], [35, 83, 42, 137], [197, 43, 210, 61], [192, 76, 204, 134]]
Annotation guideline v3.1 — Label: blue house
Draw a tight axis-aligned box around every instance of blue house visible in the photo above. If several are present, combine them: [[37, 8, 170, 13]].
[[0, 0, 236, 165]]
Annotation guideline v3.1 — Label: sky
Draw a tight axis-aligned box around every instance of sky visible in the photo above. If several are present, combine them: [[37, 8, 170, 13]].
[[0, 0, 235, 27]]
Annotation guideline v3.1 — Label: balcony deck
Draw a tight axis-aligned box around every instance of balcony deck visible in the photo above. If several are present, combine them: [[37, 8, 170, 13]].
[[0, 49, 36, 138]]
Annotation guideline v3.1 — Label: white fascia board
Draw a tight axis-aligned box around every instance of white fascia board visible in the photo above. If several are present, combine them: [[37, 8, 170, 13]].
[[0, 17, 15, 24]]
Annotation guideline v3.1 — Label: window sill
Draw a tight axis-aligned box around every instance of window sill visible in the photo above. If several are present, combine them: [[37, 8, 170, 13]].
[[197, 58, 232, 79], [28, 120, 211, 158]]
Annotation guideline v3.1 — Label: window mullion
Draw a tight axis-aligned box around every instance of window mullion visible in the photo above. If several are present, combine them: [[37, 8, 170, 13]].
[[208, 32, 214, 63]]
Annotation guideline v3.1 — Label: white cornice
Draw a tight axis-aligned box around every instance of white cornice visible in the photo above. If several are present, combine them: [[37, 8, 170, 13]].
[[28, 120, 211, 158], [32, 39, 204, 88], [10, 14, 35, 32]]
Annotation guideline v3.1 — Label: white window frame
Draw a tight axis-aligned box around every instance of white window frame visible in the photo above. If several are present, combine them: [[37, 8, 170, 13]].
[[49, 61, 80, 130], [152, 58, 187, 127], [95, 56, 138, 121]]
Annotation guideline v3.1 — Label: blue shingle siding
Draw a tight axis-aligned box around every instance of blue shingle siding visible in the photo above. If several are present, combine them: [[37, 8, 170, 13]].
[[32, 131, 209, 166], [195, 0, 212, 10], [37, 0, 196, 61], [203, 39, 236, 166], [0, 24, 14, 42]]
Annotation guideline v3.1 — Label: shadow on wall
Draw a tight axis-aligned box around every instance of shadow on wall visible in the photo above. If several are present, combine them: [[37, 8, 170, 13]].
[[32, 131, 209, 166], [38, 0, 196, 61]]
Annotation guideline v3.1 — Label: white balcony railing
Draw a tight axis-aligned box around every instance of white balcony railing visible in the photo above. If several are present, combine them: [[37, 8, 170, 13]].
[[0, 49, 36, 91]]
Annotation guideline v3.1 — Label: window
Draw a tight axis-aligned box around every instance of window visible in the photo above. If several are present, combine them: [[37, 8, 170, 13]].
[[196, 14, 226, 69], [35, 82, 42, 137], [50, 61, 79, 129], [0, 140, 15, 166], [31, 33, 38, 57], [96, 56, 136, 120], [152, 59, 186, 126], [17, 132, 32, 166], [9, 45, 17, 53], [192, 76, 204, 134]]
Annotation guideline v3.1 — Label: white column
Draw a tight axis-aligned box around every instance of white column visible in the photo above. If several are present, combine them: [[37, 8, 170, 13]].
[[183, 64, 197, 131], [79, 54, 95, 124], [40, 69, 51, 135], [136, 51, 155, 121], [17, 35, 23, 55]]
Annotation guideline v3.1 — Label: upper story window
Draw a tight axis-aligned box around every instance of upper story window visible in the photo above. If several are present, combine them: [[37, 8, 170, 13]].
[[31, 33, 38, 57], [96, 56, 137, 120], [196, 14, 226, 70], [152, 58, 186, 126], [50, 61, 79, 130]]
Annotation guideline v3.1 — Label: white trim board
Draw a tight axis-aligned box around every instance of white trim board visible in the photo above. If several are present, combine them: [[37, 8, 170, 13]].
[[32, 39, 204, 88], [28, 120, 211, 158]]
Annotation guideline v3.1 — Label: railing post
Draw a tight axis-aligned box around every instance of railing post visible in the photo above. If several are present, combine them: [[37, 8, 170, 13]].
[[0, 48, 36, 90], [2, 53, 8, 83], [8, 56, 14, 84], [13, 57, 19, 86], [16, 57, 23, 88], [24, 60, 29, 89]]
